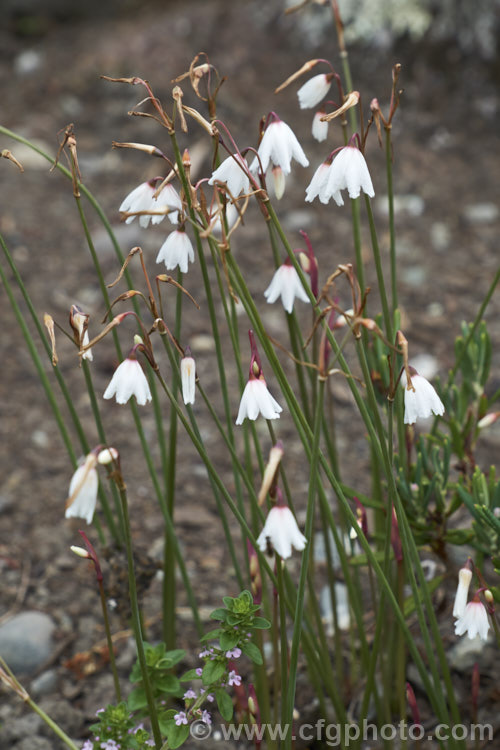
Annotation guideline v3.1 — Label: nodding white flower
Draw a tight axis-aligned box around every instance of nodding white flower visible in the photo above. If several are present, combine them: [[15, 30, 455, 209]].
[[103, 358, 152, 406], [297, 73, 332, 109], [208, 153, 250, 197], [305, 161, 341, 205], [454, 599, 490, 641], [236, 378, 282, 424], [65, 454, 98, 525], [264, 262, 310, 313], [180, 354, 196, 405], [257, 505, 307, 560], [306, 145, 374, 206], [250, 115, 309, 176], [453, 567, 473, 619], [312, 111, 329, 143], [402, 369, 445, 425], [119, 180, 182, 227], [156, 230, 195, 273]]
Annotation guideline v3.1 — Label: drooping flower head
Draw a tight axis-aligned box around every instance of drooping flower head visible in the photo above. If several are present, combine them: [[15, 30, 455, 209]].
[[65, 452, 99, 525], [402, 367, 445, 425], [264, 259, 310, 314], [297, 73, 333, 109], [454, 594, 490, 641], [250, 113, 309, 185], [306, 136, 374, 206], [312, 109, 329, 143], [156, 229, 195, 274], [103, 351, 152, 406], [256, 491, 307, 560], [119, 178, 182, 227], [208, 153, 250, 197], [235, 331, 282, 425]]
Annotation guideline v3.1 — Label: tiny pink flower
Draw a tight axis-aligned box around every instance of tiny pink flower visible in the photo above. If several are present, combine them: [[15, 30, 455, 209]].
[[225, 647, 242, 659], [174, 711, 188, 726], [103, 358, 152, 406], [156, 230, 195, 274], [228, 670, 241, 687]]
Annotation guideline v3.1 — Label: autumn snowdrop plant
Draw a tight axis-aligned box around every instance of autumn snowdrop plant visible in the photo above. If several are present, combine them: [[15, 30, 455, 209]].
[[208, 153, 250, 197], [306, 141, 375, 206], [264, 259, 310, 314], [103, 355, 152, 406], [119, 178, 182, 227], [250, 112, 308, 198], [236, 331, 282, 424], [455, 596, 490, 641], [257, 496, 307, 560], [402, 367, 445, 424], [156, 229, 195, 273], [296, 73, 333, 109], [65, 452, 99, 525]]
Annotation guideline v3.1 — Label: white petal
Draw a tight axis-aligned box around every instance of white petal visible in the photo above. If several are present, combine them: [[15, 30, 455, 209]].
[[297, 74, 331, 110], [312, 112, 329, 142]]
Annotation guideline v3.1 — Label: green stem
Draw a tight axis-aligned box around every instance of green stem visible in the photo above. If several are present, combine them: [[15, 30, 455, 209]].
[[98, 579, 122, 702], [116, 480, 162, 748], [385, 127, 398, 313]]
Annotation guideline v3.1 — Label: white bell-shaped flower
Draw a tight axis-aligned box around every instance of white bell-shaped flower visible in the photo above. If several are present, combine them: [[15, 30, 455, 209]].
[[454, 599, 490, 641], [312, 111, 329, 143], [103, 358, 152, 406], [208, 154, 250, 197], [65, 454, 98, 525], [306, 146, 374, 206], [156, 230, 195, 273], [235, 377, 282, 425], [250, 116, 309, 176], [297, 73, 332, 109], [119, 181, 182, 227], [264, 263, 310, 314], [257, 505, 307, 560], [402, 369, 445, 425], [453, 567, 473, 619]]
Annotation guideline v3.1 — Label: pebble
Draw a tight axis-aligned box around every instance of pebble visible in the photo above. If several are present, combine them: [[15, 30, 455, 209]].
[[463, 203, 499, 224], [14, 49, 43, 76], [430, 221, 451, 252], [30, 669, 58, 697], [402, 265, 426, 287], [0, 611, 56, 674], [15, 736, 53, 750], [447, 633, 495, 672], [5, 140, 53, 170]]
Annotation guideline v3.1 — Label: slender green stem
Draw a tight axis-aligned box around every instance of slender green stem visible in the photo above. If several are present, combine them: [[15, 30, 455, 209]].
[[98, 579, 122, 702], [116, 480, 162, 748], [385, 127, 398, 313], [364, 195, 393, 342], [284, 378, 324, 750]]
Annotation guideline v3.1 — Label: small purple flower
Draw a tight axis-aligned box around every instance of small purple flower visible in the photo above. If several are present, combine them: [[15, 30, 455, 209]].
[[198, 648, 212, 658], [183, 689, 197, 700], [100, 741, 120, 750], [225, 648, 242, 659], [228, 670, 242, 687], [202, 710, 212, 725], [174, 711, 188, 726], [195, 667, 203, 677], [81, 742, 93, 750]]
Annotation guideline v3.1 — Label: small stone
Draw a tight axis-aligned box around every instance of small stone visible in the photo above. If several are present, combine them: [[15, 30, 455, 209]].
[[30, 669, 58, 697], [16, 737, 53, 750], [402, 266, 426, 287], [447, 633, 495, 672], [430, 221, 451, 252], [376, 194, 424, 217], [320, 582, 350, 634], [0, 612, 56, 674], [463, 203, 499, 224], [14, 49, 43, 75]]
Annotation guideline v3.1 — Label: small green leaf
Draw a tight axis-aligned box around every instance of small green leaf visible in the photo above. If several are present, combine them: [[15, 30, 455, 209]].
[[202, 659, 227, 685], [215, 688, 234, 721], [179, 668, 199, 682], [200, 628, 223, 642], [127, 686, 147, 711], [166, 721, 190, 749], [156, 674, 180, 693], [250, 617, 270, 630], [240, 641, 262, 665], [210, 608, 228, 621], [219, 630, 240, 651]]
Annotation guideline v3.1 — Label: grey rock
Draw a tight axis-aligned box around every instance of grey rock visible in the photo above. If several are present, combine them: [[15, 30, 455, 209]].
[[0, 612, 56, 675], [30, 669, 58, 697], [402, 265, 426, 287], [38, 698, 84, 738], [376, 194, 425, 218], [447, 633, 495, 672], [0, 713, 43, 743], [320, 582, 350, 634], [430, 221, 451, 252]]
